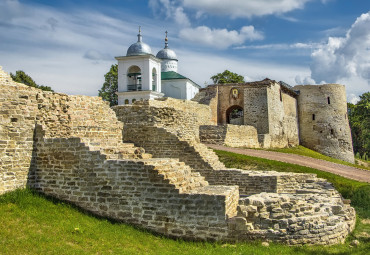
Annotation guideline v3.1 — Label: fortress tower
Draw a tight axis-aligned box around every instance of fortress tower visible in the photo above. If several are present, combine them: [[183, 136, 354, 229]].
[[294, 84, 354, 163]]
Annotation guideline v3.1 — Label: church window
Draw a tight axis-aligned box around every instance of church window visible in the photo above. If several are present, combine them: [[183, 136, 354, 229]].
[[132, 99, 136, 103], [330, 129, 334, 135], [124, 99, 129, 105], [327, 97, 331, 104], [312, 114, 315, 121]]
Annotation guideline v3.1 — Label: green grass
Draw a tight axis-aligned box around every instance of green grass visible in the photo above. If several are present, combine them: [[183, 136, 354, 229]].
[[215, 149, 370, 218], [1, 188, 369, 255], [262, 145, 370, 171]]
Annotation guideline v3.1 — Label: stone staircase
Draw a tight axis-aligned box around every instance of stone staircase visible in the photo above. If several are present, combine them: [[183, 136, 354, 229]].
[[79, 134, 210, 194], [141, 158, 209, 193], [85, 140, 152, 160], [191, 141, 226, 170]]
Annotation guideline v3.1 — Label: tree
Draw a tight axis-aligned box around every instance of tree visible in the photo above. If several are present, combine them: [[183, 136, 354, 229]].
[[348, 92, 370, 159], [211, 70, 245, 84], [10, 70, 53, 92], [99, 64, 118, 106]]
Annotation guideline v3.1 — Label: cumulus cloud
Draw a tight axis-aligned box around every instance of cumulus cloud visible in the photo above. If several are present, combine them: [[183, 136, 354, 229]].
[[179, 26, 263, 49], [347, 93, 360, 104], [182, 0, 311, 18], [0, 1, 167, 95], [295, 75, 316, 85], [311, 12, 370, 86], [149, 0, 190, 26]]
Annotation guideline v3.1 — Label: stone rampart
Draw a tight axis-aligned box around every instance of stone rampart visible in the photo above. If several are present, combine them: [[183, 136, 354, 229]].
[[0, 67, 356, 245], [113, 100, 226, 171], [29, 125, 239, 241], [199, 125, 260, 148], [0, 77, 39, 194]]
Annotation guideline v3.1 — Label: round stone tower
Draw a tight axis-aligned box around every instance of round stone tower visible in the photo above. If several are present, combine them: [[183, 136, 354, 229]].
[[294, 84, 354, 163]]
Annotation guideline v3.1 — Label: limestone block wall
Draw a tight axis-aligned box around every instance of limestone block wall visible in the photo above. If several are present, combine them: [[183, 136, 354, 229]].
[[196, 168, 317, 196], [199, 125, 260, 148], [29, 126, 240, 241], [113, 100, 226, 171], [113, 98, 213, 141], [191, 85, 219, 124], [243, 85, 269, 134], [266, 82, 299, 148], [294, 84, 354, 163], [120, 124, 225, 171], [0, 76, 39, 194]]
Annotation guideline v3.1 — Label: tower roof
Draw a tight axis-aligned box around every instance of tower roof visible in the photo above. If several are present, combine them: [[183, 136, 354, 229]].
[[126, 27, 152, 56], [156, 31, 178, 61]]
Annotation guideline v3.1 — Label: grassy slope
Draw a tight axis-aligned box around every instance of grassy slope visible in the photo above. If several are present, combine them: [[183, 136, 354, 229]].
[[264, 146, 370, 171], [0, 189, 369, 255]]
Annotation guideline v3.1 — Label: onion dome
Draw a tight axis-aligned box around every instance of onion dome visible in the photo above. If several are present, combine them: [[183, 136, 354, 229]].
[[126, 27, 152, 56], [156, 31, 178, 60]]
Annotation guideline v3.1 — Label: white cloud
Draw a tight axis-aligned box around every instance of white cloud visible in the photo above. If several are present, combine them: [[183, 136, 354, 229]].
[[0, 1, 168, 96], [347, 93, 360, 104], [149, 0, 190, 26], [234, 42, 319, 50], [295, 75, 315, 85], [174, 7, 191, 27], [177, 49, 311, 87], [179, 26, 263, 49], [182, 0, 311, 18], [310, 12, 370, 93]]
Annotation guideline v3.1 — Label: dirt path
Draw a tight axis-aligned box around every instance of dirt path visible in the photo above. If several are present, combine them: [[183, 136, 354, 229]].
[[206, 144, 370, 183]]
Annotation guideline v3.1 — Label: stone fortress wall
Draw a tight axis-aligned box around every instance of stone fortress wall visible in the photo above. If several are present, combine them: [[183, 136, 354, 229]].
[[294, 84, 354, 163], [193, 80, 354, 163], [0, 67, 356, 244], [192, 80, 300, 149]]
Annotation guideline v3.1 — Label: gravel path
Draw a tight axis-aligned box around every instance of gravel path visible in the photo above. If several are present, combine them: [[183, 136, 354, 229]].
[[207, 144, 370, 183]]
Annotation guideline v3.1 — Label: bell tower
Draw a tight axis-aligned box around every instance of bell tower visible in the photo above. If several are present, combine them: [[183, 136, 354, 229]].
[[116, 27, 163, 105]]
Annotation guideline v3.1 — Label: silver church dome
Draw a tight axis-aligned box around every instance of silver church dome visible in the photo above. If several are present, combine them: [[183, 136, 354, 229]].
[[156, 32, 178, 60], [156, 48, 177, 60], [126, 28, 152, 56]]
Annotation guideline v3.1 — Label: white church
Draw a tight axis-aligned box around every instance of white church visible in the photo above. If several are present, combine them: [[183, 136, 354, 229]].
[[116, 28, 200, 105]]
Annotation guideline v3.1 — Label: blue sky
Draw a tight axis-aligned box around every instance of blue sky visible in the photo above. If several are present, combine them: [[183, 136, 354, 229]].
[[0, 0, 369, 102]]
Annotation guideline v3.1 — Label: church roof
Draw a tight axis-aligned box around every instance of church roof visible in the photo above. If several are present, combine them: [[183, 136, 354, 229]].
[[126, 27, 152, 56], [161, 71, 201, 88], [161, 71, 187, 80], [156, 31, 178, 61]]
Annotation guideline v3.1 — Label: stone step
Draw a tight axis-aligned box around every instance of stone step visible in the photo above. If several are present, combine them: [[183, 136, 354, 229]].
[[141, 158, 209, 193]]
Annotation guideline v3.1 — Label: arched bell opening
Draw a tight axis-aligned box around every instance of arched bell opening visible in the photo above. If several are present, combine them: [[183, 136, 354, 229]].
[[127, 65, 142, 91]]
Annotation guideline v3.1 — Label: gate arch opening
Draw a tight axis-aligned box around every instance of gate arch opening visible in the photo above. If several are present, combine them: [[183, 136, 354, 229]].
[[226, 105, 244, 125]]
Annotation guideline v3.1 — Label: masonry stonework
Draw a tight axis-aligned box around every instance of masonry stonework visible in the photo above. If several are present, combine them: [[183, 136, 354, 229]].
[[294, 84, 354, 163], [199, 125, 260, 148], [0, 66, 356, 245], [193, 79, 354, 163]]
